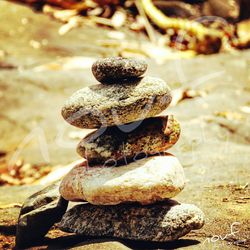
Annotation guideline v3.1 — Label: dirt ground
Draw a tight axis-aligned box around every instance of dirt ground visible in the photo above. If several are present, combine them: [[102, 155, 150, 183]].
[[0, 1, 249, 249]]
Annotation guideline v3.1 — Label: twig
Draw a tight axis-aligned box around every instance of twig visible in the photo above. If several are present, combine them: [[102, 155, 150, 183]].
[[135, 1, 157, 45]]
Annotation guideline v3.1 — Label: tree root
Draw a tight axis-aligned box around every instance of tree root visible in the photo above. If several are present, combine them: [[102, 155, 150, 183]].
[[140, 0, 223, 40]]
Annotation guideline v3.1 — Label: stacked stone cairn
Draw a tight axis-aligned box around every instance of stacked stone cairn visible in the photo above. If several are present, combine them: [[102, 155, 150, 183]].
[[58, 57, 205, 242]]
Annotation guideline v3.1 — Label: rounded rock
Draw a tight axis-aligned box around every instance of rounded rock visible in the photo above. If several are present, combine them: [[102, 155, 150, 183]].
[[59, 154, 185, 205], [92, 57, 147, 83], [61, 76, 172, 129], [59, 201, 205, 242], [77, 115, 180, 164]]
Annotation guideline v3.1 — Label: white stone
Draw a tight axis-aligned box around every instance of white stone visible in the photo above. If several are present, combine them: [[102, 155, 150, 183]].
[[59, 154, 185, 205]]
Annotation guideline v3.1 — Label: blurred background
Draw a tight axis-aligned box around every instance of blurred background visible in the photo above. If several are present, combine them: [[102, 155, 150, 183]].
[[0, 0, 249, 249]]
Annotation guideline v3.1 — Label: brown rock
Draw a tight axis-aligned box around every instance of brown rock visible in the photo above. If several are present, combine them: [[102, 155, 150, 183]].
[[77, 115, 180, 164]]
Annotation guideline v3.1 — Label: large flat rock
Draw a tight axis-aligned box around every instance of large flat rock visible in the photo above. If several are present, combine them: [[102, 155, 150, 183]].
[[59, 201, 204, 242], [0, 1, 249, 249], [61, 76, 172, 128]]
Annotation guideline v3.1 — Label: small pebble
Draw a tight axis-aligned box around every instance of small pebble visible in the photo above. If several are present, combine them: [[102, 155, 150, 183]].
[[92, 57, 147, 83]]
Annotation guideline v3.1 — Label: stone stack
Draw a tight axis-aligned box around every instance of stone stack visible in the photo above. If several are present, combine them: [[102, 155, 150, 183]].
[[59, 57, 204, 242]]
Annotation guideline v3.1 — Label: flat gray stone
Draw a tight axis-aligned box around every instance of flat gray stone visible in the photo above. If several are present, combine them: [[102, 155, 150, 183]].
[[16, 181, 68, 248], [62, 76, 172, 128], [92, 57, 147, 83], [77, 115, 180, 164], [59, 201, 204, 242]]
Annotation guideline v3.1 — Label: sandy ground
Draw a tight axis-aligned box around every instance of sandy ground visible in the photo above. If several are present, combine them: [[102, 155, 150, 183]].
[[0, 1, 249, 249]]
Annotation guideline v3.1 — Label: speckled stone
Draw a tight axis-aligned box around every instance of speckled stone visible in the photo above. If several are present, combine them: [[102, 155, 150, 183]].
[[92, 57, 147, 83], [59, 154, 185, 205], [16, 181, 68, 248], [61, 76, 172, 129], [59, 200, 205, 242], [77, 115, 180, 164]]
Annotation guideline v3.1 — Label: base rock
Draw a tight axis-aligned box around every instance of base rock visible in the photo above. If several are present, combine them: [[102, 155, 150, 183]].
[[59, 200, 204, 242]]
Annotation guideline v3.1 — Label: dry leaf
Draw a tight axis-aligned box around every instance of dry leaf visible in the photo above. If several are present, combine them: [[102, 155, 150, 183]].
[[111, 10, 126, 28], [171, 88, 206, 106]]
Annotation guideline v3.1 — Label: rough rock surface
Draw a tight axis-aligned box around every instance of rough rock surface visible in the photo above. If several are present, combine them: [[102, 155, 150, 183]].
[[59, 154, 185, 205], [70, 240, 131, 250], [1, 2, 250, 249], [59, 200, 204, 242], [61, 76, 172, 128], [92, 57, 147, 83], [77, 115, 180, 164], [16, 181, 68, 248]]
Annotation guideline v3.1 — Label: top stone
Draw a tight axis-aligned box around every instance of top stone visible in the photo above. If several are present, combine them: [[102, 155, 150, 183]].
[[92, 57, 147, 83]]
